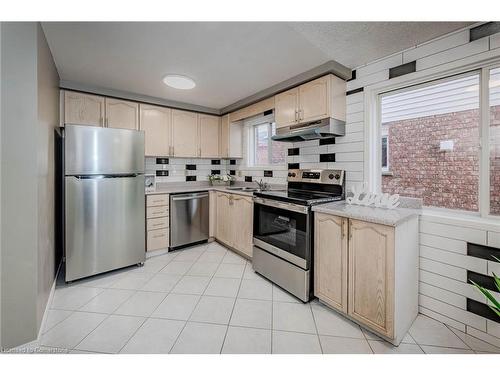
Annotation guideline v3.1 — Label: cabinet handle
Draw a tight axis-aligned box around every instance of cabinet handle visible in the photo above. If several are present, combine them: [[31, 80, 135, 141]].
[[172, 146, 175, 155], [152, 234, 165, 239], [100, 117, 103, 126], [294, 110, 298, 122], [342, 219, 346, 239], [349, 220, 352, 239], [298, 109, 302, 121]]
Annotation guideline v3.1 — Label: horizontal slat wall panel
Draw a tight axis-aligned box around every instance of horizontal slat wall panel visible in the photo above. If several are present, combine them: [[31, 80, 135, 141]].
[[419, 282, 467, 309], [419, 294, 487, 331], [420, 245, 488, 274], [420, 221, 487, 245], [419, 233, 467, 254], [416, 38, 489, 71], [419, 257, 467, 281], [419, 306, 466, 332], [402, 30, 470, 64]]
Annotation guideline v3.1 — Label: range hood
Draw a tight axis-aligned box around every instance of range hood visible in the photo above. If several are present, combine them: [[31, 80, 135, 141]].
[[271, 118, 345, 143]]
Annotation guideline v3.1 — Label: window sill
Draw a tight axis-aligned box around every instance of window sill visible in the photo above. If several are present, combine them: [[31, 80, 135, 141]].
[[382, 171, 393, 176], [421, 207, 500, 232]]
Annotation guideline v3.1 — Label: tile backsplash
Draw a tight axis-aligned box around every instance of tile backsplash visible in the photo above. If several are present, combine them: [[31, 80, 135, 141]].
[[145, 157, 287, 185]]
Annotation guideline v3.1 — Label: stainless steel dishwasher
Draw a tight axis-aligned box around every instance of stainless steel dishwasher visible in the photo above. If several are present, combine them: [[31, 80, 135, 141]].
[[170, 191, 209, 249]]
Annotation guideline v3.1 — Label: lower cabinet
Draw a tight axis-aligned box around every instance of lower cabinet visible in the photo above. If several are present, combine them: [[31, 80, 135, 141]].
[[146, 194, 169, 251], [314, 213, 348, 313], [314, 213, 418, 345], [215, 192, 253, 258], [348, 219, 394, 339]]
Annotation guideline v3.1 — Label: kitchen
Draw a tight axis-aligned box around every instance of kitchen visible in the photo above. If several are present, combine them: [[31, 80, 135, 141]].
[[1, 7, 500, 368]]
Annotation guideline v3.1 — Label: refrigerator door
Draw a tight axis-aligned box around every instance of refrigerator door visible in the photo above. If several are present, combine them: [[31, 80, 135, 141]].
[[65, 124, 144, 175], [65, 174, 145, 281]]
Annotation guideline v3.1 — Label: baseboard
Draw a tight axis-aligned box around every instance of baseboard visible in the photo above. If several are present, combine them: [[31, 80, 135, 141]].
[[37, 260, 62, 341]]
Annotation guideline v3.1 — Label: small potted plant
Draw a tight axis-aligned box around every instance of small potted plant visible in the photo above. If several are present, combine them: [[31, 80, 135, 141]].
[[472, 256, 500, 318], [208, 173, 234, 186]]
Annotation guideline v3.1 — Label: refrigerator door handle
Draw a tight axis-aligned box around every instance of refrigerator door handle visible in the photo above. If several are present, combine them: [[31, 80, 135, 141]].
[[72, 174, 141, 179]]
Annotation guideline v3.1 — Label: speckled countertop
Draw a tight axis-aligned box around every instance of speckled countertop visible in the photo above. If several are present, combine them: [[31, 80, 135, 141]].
[[145, 182, 286, 197], [312, 201, 420, 226]]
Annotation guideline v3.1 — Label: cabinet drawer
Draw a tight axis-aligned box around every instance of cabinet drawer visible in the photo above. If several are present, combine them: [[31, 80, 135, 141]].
[[147, 216, 169, 231], [147, 194, 169, 207], [147, 228, 169, 251], [147, 205, 169, 219]]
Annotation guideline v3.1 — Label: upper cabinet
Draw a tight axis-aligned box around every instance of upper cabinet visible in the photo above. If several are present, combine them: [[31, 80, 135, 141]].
[[275, 74, 346, 129], [220, 114, 243, 159], [274, 87, 299, 128], [105, 98, 139, 130], [64, 91, 105, 127], [228, 97, 274, 123], [199, 114, 220, 158], [171, 109, 199, 157], [140, 104, 172, 157]]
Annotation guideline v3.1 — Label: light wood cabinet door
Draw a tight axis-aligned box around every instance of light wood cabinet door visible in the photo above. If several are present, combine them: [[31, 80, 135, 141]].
[[199, 114, 220, 158], [140, 104, 172, 156], [105, 98, 139, 130], [232, 195, 253, 258], [298, 76, 329, 123], [216, 192, 232, 247], [64, 91, 105, 126], [314, 213, 348, 313], [171, 109, 199, 157], [220, 114, 230, 158], [274, 87, 299, 128], [348, 219, 395, 338], [229, 122, 243, 158]]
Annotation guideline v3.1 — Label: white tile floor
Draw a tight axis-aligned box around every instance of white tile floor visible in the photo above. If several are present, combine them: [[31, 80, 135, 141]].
[[37, 242, 500, 354]]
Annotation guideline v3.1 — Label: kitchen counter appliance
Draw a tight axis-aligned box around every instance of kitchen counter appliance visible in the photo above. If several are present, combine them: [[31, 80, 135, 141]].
[[170, 191, 209, 249], [61, 125, 145, 282], [252, 169, 345, 302]]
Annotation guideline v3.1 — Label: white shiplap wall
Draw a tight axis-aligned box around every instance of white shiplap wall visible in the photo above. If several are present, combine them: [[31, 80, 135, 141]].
[[287, 91, 365, 192], [344, 24, 500, 347]]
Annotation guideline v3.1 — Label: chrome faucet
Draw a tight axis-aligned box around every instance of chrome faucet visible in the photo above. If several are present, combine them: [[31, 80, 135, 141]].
[[255, 179, 270, 191]]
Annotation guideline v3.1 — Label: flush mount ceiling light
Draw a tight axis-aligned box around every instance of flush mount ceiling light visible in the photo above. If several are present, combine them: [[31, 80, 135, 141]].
[[162, 74, 196, 90]]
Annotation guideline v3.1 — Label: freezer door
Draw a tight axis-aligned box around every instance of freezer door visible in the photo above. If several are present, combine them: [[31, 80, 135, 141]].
[[65, 174, 145, 281], [65, 124, 144, 175]]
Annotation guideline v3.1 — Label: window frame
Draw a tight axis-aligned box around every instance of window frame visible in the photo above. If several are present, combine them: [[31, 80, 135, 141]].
[[381, 133, 389, 173], [364, 58, 500, 219], [244, 114, 286, 170]]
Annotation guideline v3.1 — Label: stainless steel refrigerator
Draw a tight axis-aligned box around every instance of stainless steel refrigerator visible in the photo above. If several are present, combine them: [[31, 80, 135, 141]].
[[63, 124, 145, 282]]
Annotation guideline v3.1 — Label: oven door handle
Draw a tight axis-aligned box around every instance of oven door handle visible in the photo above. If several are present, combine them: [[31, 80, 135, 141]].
[[253, 197, 309, 214]]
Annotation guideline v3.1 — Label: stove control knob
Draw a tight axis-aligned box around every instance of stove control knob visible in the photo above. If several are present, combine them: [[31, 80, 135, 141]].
[[291, 172, 296, 177], [328, 174, 335, 180], [335, 174, 341, 180]]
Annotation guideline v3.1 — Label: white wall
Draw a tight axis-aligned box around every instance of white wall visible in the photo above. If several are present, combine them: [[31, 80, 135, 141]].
[[0, 22, 59, 349], [342, 23, 500, 347]]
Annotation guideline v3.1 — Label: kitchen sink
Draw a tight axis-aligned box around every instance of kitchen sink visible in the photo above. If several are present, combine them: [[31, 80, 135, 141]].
[[225, 187, 259, 192]]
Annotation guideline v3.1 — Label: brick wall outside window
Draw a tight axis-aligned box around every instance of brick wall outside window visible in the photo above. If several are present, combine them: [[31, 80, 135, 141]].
[[382, 106, 500, 214]]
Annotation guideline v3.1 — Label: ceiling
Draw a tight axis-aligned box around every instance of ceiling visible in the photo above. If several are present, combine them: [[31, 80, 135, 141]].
[[42, 22, 473, 109]]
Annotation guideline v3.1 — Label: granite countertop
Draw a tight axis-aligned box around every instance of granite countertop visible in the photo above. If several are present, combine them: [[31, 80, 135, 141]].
[[146, 182, 286, 197], [312, 201, 420, 226]]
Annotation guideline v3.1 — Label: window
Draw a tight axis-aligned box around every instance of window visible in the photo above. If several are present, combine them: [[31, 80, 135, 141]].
[[381, 135, 389, 173], [489, 67, 500, 216], [379, 73, 481, 212], [247, 120, 286, 167]]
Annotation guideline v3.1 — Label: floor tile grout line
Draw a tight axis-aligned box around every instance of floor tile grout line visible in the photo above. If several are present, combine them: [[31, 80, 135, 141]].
[[57, 249, 187, 352], [445, 323, 479, 352], [219, 261, 247, 353], [309, 303, 324, 354], [169, 243, 231, 353]]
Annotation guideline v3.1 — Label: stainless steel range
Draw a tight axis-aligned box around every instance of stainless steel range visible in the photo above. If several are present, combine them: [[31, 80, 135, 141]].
[[252, 169, 345, 302]]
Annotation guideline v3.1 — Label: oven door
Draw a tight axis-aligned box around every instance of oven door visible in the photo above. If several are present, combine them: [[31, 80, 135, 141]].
[[253, 197, 311, 269]]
